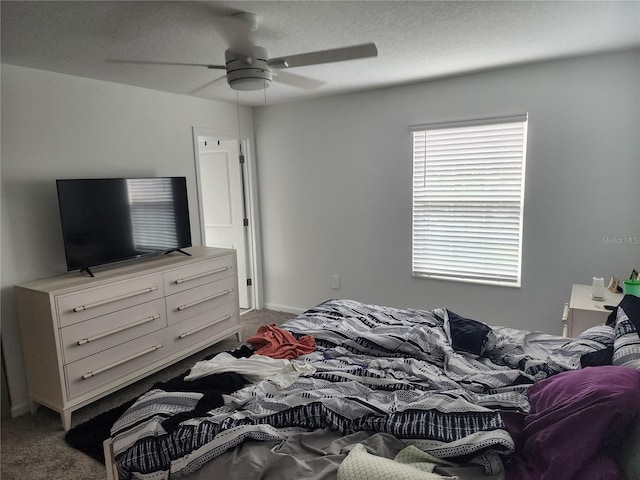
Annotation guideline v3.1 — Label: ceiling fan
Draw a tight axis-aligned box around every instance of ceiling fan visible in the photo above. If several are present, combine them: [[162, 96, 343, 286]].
[[108, 11, 378, 92]]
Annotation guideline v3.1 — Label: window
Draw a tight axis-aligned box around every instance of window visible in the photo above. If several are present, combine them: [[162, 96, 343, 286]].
[[411, 114, 528, 287]]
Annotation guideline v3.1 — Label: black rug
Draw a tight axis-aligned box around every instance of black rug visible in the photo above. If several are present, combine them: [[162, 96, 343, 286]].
[[64, 345, 254, 464], [64, 399, 135, 464]]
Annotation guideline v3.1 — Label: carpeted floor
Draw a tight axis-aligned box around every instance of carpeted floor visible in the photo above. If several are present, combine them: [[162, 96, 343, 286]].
[[0, 309, 294, 480]]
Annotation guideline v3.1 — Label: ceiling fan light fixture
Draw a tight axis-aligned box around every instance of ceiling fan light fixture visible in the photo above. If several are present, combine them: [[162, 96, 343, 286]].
[[228, 74, 272, 91], [225, 46, 272, 91]]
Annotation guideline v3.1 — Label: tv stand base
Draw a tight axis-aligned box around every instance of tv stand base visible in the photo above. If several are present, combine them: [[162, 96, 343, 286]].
[[166, 248, 192, 257], [80, 267, 95, 278]]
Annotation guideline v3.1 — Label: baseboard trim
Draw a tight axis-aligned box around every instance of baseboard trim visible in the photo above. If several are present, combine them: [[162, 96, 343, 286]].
[[263, 303, 306, 315], [11, 401, 30, 418]]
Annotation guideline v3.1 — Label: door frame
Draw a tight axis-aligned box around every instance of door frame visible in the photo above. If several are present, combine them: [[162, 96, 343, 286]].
[[192, 126, 263, 311]]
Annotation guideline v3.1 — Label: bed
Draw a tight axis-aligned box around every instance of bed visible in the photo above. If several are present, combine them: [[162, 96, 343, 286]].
[[104, 296, 640, 480]]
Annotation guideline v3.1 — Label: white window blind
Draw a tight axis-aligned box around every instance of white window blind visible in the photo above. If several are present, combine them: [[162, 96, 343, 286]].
[[411, 114, 528, 287]]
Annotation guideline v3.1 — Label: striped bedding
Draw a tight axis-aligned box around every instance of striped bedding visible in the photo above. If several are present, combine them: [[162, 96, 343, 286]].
[[110, 298, 618, 480]]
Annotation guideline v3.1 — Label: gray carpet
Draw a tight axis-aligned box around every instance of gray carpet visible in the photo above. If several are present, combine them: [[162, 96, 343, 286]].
[[0, 309, 295, 480]]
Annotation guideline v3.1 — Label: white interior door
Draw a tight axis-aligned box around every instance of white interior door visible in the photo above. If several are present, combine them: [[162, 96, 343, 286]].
[[196, 136, 250, 309]]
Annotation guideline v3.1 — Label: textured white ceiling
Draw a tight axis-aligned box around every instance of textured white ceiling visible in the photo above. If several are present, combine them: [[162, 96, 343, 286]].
[[2, 1, 639, 106]]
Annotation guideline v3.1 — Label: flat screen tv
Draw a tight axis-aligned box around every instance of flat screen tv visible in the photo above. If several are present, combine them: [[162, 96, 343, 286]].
[[56, 177, 192, 276]]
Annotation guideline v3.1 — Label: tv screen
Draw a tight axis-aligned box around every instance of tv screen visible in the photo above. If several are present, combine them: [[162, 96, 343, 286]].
[[56, 177, 192, 274]]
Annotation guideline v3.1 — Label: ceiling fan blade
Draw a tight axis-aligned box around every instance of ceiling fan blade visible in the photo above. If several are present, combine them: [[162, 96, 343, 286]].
[[187, 75, 228, 95], [273, 70, 325, 90], [106, 59, 226, 70], [269, 43, 377, 69]]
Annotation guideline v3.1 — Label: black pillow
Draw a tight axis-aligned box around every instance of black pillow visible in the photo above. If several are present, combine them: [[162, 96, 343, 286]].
[[446, 309, 492, 355]]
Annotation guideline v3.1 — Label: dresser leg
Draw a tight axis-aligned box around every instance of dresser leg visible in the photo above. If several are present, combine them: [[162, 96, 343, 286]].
[[61, 410, 72, 431]]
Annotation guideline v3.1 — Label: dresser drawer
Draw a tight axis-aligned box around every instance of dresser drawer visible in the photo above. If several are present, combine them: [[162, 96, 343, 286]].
[[167, 302, 238, 354], [57, 273, 165, 327], [166, 276, 236, 325], [65, 329, 168, 399], [61, 298, 166, 364], [164, 255, 234, 296]]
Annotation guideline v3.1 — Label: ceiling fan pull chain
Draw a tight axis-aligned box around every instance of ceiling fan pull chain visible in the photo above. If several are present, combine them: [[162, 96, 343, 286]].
[[236, 90, 242, 140]]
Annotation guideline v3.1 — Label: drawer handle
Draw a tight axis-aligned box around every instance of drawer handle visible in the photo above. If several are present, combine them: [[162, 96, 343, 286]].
[[81, 344, 164, 379], [76, 315, 162, 345], [176, 289, 233, 311], [178, 314, 234, 338], [73, 286, 159, 312], [174, 266, 231, 285]]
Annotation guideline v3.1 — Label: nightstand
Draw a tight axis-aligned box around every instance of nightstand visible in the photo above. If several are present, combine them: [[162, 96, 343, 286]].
[[562, 284, 623, 337]]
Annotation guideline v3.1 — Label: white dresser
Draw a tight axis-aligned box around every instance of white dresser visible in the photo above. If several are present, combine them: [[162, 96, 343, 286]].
[[563, 283, 623, 337], [14, 247, 240, 430]]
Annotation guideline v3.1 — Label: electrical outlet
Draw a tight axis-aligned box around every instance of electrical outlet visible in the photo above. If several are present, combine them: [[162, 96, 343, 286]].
[[331, 275, 340, 289]]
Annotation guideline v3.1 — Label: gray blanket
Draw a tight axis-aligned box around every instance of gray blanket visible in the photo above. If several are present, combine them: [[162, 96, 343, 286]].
[[186, 429, 505, 480]]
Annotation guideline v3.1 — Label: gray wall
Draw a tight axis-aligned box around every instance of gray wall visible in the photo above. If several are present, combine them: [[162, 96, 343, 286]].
[[254, 50, 640, 330], [1, 64, 255, 416]]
